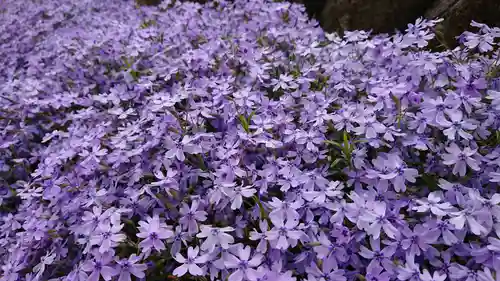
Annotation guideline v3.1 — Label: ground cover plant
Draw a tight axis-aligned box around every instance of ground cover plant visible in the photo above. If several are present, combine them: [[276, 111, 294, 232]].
[[1, 0, 500, 281]]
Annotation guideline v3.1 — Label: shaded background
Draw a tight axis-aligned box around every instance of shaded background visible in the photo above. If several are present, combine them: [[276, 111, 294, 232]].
[[137, 0, 500, 47]]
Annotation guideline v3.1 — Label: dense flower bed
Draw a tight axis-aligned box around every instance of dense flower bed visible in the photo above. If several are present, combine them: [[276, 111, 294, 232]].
[[1, 0, 500, 281]]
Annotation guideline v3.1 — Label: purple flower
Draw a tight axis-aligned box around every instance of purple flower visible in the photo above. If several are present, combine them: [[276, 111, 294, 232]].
[[397, 256, 421, 281], [197, 226, 235, 251], [420, 270, 446, 281], [167, 226, 189, 257], [442, 143, 480, 176], [353, 116, 387, 139], [425, 219, 459, 245], [477, 268, 497, 281], [249, 220, 269, 253], [90, 222, 126, 253], [438, 179, 467, 205], [360, 201, 398, 239], [374, 153, 419, 192], [269, 197, 303, 222], [149, 168, 179, 193], [222, 183, 257, 210], [224, 245, 263, 281], [302, 181, 344, 205], [306, 257, 346, 281], [173, 246, 207, 277], [179, 201, 207, 234], [136, 215, 174, 253], [1, 260, 23, 281], [2, 3, 500, 280], [401, 225, 440, 258], [80, 206, 116, 235], [272, 74, 298, 92], [441, 111, 477, 140], [413, 191, 454, 216], [366, 263, 392, 281], [449, 208, 488, 235], [81, 251, 118, 281], [463, 32, 494, 52], [408, 112, 429, 134], [165, 138, 187, 162], [266, 217, 305, 250], [420, 96, 460, 127], [359, 237, 396, 270], [33, 253, 56, 277], [115, 254, 147, 281], [314, 232, 348, 264]]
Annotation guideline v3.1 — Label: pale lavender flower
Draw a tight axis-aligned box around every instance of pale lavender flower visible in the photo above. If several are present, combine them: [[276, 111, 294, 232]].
[[197, 226, 235, 251], [179, 201, 207, 234], [302, 181, 344, 205], [442, 111, 477, 140], [463, 31, 494, 52], [477, 267, 497, 281], [80, 206, 116, 235], [420, 270, 446, 281], [353, 116, 387, 139], [173, 246, 207, 277], [249, 220, 269, 253], [33, 253, 56, 277], [306, 258, 346, 281], [449, 208, 488, 235], [224, 245, 263, 281], [401, 224, 440, 258], [397, 256, 421, 281], [0, 261, 23, 281], [81, 251, 118, 281], [413, 191, 454, 216], [408, 112, 429, 134], [426, 219, 459, 245], [442, 143, 480, 176], [149, 168, 179, 194], [222, 184, 257, 210], [360, 201, 398, 239], [115, 254, 147, 281], [90, 222, 126, 253], [366, 263, 392, 281], [272, 74, 298, 92], [136, 215, 174, 253], [266, 217, 305, 250], [167, 226, 190, 257], [420, 96, 460, 127], [268, 197, 303, 222], [359, 237, 396, 270], [438, 179, 467, 205], [376, 153, 419, 192], [165, 138, 187, 161]]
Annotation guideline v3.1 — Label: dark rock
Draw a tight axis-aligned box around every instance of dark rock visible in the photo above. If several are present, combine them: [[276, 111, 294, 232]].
[[288, 0, 327, 20], [425, 0, 500, 46], [135, 0, 208, 6], [320, 0, 437, 34], [135, 0, 162, 6], [133, 0, 500, 47]]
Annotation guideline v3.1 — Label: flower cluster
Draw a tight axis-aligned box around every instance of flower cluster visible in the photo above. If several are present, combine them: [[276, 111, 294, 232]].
[[1, 0, 500, 281]]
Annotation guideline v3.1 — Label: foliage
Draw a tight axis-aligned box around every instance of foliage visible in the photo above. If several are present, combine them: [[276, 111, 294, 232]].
[[1, 1, 500, 281]]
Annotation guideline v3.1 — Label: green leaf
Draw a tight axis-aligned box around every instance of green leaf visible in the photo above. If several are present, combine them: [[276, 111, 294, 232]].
[[324, 140, 343, 149], [330, 158, 344, 169], [238, 114, 250, 133], [252, 195, 270, 224], [343, 130, 350, 153], [248, 110, 256, 121]]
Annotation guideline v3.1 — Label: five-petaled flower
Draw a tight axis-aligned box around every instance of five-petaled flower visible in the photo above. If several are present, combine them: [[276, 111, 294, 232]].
[[136, 215, 174, 253]]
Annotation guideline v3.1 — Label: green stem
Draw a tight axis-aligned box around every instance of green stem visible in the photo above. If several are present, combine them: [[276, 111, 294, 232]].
[[252, 195, 271, 224]]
